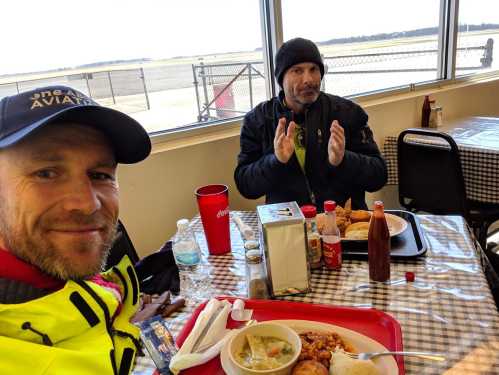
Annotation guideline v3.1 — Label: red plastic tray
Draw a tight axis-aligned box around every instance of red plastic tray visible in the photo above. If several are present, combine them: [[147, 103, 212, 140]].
[[172, 297, 404, 375]]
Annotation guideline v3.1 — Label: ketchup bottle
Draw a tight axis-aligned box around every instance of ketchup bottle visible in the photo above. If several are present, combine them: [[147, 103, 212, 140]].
[[368, 201, 390, 282], [421, 95, 431, 128], [322, 200, 342, 270]]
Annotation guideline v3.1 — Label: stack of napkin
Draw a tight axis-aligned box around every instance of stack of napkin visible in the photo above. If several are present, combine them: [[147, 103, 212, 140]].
[[169, 298, 252, 374]]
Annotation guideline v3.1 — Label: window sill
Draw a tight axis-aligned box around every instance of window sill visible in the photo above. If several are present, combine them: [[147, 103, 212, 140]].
[[150, 118, 242, 154], [354, 71, 499, 108]]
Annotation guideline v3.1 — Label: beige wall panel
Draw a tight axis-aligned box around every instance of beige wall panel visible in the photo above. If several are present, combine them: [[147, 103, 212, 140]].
[[118, 136, 264, 257]]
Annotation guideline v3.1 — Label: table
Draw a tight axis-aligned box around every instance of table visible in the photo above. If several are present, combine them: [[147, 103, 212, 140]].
[[383, 116, 499, 204], [133, 211, 499, 375]]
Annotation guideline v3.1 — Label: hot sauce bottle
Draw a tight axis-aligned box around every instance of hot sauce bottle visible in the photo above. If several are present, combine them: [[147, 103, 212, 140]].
[[368, 201, 391, 282], [322, 200, 342, 270], [421, 95, 431, 128]]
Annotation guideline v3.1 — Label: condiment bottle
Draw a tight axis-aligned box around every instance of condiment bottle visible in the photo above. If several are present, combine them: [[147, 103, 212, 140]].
[[245, 247, 269, 299], [300, 205, 322, 269], [322, 200, 342, 270], [421, 95, 431, 128], [368, 201, 391, 282], [429, 102, 441, 128]]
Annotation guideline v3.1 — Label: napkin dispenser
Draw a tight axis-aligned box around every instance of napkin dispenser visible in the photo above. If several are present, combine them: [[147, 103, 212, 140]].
[[257, 201, 310, 297]]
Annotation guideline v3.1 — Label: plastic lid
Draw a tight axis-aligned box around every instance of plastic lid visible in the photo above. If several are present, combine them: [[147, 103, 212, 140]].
[[245, 249, 262, 264], [300, 205, 317, 218], [405, 271, 415, 282], [324, 200, 336, 212], [176, 218, 189, 230]]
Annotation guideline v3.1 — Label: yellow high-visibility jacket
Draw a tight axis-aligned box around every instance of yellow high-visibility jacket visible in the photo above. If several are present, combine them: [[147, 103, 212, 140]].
[[0, 255, 140, 375]]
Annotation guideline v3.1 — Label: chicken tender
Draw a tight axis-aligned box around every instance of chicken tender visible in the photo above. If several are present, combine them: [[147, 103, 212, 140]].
[[350, 210, 371, 223], [291, 360, 328, 375]]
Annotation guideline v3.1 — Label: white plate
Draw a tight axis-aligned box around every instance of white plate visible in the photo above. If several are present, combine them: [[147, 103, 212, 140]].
[[342, 213, 408, 241], [385, 213, 408, 237], [221, 319, 399, 375]]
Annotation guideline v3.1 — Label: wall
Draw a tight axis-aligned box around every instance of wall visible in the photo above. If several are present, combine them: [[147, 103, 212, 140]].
[[117, 136, 264, 257], [118, 79, 499, 257]]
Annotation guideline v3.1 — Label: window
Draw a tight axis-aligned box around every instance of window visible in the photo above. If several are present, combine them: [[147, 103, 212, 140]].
[[281, 0, 441, 96], [1, 1, 499, 135], [456, 0, 499, 77], [0, 1, 263, 133]]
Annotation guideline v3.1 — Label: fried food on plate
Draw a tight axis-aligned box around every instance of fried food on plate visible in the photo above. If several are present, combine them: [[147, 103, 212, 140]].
[[291, 360, 328, 375], [336, 216, 351, 237], [343, 198, 352, 216], [349, 210, 371, 223], [335, 205, 347, 218], [317, 213, 349, 236], [344, 222, 370, 240], [315, 200, 371, 238], [298, 331, 354, 369]]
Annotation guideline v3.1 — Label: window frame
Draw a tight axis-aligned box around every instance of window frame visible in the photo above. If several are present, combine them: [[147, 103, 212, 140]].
[[150, 0, 499, 146]]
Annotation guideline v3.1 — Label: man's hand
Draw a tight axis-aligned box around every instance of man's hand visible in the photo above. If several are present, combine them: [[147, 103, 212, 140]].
[[274, 117, 296, 164], [328, 120, 345, 166]]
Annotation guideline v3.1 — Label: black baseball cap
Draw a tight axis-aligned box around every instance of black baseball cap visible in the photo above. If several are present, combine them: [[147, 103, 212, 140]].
[[0, 85, 151, 163]]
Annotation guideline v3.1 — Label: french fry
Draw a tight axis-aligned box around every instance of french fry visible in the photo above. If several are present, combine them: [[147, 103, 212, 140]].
[[344, 198, 352, 216]]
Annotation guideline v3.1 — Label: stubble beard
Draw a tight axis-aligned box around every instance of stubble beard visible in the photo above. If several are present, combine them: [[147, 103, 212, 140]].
[[292, 84, 320, 108], [0, 212, 117, 281]]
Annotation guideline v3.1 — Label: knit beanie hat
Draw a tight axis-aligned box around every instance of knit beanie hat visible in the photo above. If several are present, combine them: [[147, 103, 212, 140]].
[[274, 37, 325, 87]]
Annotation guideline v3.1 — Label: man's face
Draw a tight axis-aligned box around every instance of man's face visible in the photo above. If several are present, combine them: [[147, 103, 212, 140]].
[[0, 123, 119, 280], [282, 62, 321, 112]]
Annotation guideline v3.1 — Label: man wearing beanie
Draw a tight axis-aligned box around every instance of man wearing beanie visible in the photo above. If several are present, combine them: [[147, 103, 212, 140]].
[[234, 37, 387, 210]]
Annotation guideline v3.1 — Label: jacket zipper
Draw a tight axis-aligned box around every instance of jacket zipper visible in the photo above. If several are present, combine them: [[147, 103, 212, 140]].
[[302, 109, 316, 205], [77, 279, 131, 375], [21, 321, 53, 346]]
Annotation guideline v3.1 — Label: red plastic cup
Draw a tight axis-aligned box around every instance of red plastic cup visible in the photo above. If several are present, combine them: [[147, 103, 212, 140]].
[[195, 184, 231, 255]]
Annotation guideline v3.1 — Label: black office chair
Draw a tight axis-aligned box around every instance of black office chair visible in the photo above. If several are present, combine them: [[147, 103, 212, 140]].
[[104, 219, 140, 270], [397, 128, 499, 251]]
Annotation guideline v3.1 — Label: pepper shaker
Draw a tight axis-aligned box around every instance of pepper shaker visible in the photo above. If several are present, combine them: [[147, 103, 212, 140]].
[[245, 246, 269, 299]]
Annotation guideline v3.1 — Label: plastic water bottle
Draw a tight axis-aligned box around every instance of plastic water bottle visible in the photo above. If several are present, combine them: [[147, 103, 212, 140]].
[[173, 219, 201, 270], [172, 219, 210, 303]]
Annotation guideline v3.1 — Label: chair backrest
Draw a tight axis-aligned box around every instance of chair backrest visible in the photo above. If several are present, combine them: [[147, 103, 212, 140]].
[[397, 128, 469, 219], [104, 219, 140, 270]]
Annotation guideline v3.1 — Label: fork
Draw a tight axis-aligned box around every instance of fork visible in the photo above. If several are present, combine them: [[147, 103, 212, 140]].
[[343, 351, 446, 361]]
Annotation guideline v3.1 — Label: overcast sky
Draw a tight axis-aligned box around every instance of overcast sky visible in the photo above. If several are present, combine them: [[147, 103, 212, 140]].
[[1, 0, 497, 75]]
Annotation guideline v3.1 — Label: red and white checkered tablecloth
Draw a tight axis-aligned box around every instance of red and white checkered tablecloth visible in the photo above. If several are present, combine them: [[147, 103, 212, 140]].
[[133, 211, 499, 375]]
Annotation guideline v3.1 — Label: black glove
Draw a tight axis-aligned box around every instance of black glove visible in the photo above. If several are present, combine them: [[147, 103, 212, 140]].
[[135, 241, 180, 295]]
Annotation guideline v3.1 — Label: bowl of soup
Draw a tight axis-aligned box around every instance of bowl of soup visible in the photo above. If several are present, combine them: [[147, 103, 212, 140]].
[[228, 322, 302, 375]]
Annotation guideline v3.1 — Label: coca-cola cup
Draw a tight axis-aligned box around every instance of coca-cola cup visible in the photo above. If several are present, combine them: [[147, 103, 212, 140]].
[[195, 184, 231, 255]]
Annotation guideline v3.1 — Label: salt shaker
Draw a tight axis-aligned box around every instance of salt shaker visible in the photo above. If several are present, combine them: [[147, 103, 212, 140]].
[[245, 246, 269, 299]]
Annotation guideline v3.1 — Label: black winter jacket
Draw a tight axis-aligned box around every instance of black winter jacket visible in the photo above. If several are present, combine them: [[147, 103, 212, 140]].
[[234, 91, 388, 210]]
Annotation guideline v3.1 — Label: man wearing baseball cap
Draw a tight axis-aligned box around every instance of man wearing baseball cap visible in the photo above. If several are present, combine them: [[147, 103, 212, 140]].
[[0, 86, 151, 374], [234, 38, 387, 210]]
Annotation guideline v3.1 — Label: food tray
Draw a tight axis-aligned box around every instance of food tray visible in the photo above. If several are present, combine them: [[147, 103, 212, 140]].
[[173, 297, 404, 375], [342, 210, 427, 258]]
